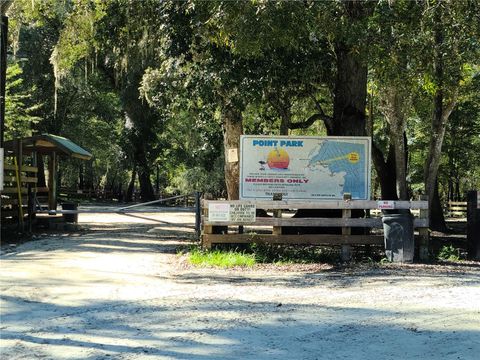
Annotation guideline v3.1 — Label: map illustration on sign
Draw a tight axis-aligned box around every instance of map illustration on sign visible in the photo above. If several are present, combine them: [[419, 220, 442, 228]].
[[240, 136, 371, 200]]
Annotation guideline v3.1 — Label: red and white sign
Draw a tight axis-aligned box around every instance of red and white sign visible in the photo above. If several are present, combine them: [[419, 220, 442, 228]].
[[377, 201, 395, 210]]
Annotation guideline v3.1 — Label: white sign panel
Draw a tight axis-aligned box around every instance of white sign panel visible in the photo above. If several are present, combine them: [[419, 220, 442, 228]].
[[229, 204, 256, 222], [208, 203, 230, 221], [208, 203, 256, 222], [240, 136, 371, 200], [377, 201, 395, 210]]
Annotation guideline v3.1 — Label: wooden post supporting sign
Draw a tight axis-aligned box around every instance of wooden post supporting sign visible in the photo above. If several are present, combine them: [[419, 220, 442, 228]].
[[341, 193, 352, 262], [48, 151, 57, 211], [272, 193, 283, 236]]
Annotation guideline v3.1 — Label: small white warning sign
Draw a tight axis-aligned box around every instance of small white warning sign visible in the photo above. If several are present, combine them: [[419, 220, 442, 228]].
[[208, 203, 256, 222]]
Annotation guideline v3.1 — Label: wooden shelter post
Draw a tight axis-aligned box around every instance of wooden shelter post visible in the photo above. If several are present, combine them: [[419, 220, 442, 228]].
[[48, 151, 57, 210], [15, 139, 24, 230]]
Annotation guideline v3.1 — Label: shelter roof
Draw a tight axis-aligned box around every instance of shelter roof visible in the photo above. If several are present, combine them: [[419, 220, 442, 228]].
[[4, 134, 92, 160]]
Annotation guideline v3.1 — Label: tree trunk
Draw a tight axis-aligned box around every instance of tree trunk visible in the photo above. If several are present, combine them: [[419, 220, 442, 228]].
[[135, 145, 155, 201], [447, 178, 453, 202], [109, 171, 118, 194], [372, 142, 398, 200], [331, 1, 373, 137], [332, 45, 367, 137], [380, 86, 410, 200], [368, 92, 398, 200], [138, 170, 154, 200], [424, 97, 456, 207], [268, 93, 291, 135], [37, 154, 46, 188], [126, 167, 136, 202], [277, 97, 291, 136], [85, 160, 94, 192], [221, 102, 243, 200], [392, 133, 408, 199], [279, 108, 290, 136], [430, 178, 448, 232], [79, 162, 84, 190], [454, 179, 460, 201], [424, 5, 457, 231], [123, 97, 156, 202]]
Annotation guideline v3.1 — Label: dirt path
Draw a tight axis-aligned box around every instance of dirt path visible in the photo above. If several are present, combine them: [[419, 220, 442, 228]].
[[1, 210, 480, 359]]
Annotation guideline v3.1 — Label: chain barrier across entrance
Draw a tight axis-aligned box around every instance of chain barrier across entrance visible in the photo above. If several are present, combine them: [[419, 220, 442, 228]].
[[36, 192, 203, 239]]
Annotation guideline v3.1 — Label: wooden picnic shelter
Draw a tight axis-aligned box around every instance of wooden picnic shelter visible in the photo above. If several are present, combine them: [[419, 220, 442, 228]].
[[2, 134, 92, 227]]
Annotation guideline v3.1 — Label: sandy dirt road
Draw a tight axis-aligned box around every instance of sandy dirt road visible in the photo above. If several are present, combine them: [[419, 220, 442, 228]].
[[1, 208, 479, 359]]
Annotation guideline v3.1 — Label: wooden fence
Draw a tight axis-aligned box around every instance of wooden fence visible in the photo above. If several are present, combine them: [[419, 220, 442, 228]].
[[202, 198, 429, 261], [446, 201, 467, 217], [1, 161, 38, 226]]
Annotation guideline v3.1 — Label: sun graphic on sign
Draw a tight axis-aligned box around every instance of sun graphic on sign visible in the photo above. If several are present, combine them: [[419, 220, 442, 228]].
[[348, 152, 360, 163], [267, 148, 290, 169]]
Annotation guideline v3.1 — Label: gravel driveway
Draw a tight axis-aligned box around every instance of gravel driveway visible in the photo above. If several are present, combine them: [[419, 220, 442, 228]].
[[1, 209, 479, 359]]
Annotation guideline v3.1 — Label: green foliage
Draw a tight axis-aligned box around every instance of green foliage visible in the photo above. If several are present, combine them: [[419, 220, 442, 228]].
[[167, 158, 225, 196], [58, 73, 125, 190], [4, 62, 41, 139], [437, 245, 460, 262], [440, 73, 480, 195], [7, 0, 480, 207]]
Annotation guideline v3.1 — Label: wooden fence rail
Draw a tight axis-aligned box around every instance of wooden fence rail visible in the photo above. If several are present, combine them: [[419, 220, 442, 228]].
[[201, 198, 429, 261], [446, 201, 467, 217]]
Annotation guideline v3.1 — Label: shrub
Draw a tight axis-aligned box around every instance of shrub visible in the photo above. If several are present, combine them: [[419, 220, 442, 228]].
[[437, 245, 460, 261]]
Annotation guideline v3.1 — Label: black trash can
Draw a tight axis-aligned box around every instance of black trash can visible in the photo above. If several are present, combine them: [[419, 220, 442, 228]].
[[382, 212, 414, 263], [62, 203, 78, 223]]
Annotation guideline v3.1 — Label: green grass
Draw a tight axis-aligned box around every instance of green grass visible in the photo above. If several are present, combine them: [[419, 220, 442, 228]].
[[188, 248, 256, 268], [185, 243, 344, 268]]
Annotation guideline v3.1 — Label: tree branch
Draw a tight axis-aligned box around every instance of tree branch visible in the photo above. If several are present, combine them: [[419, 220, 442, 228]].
[[290, 113, 328, 130], [289, 94, 334, 132]]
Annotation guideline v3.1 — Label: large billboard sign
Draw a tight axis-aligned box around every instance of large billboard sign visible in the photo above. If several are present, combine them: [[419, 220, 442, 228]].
[[239, 135, 371, 200]]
